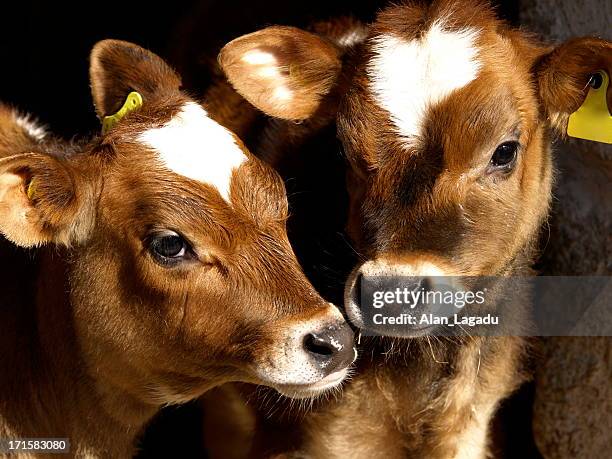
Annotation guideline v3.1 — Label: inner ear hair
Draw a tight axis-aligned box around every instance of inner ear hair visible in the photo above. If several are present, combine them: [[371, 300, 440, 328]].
[[0, 153, 97, 248], [535, 36, 612, 132]]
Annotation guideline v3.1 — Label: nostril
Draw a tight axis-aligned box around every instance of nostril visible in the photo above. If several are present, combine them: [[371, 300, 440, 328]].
[[420, 276, 434, 292], [303, 333, 335, 358]]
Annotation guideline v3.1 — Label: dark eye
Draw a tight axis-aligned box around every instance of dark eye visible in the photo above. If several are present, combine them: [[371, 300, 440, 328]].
[[490, 141, 519, 170], [147, 231, 190, 266]]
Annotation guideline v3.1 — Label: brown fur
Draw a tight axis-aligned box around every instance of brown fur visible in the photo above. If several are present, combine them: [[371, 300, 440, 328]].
[[219, 26, 342, 121], [0, 40, 354, 457], [203, 0, 612, 457]]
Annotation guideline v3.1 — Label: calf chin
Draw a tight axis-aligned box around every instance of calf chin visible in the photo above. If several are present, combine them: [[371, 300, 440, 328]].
[[255, 308, 356, 399]]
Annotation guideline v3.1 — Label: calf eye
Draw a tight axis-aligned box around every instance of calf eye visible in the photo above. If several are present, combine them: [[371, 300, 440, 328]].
[[147, 231, 190, 266], [489, 141, 519, 170]]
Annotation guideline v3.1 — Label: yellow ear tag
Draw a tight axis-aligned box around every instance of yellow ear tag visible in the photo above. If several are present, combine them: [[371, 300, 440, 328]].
[[567, 71, 612, 144], [102, 91, 143, 135], [26, 178, 37, 200]]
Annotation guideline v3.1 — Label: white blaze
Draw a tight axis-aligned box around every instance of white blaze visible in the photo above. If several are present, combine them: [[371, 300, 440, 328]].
[[138, 102, 247, 202], [367, 22, 481, 146]]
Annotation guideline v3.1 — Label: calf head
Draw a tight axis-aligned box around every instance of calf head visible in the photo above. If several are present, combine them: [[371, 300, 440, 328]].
[[219, 0, 612, 335], [0, 40, 355, 400]]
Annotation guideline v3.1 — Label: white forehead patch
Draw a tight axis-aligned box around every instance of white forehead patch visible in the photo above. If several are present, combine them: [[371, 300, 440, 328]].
[[367, 21, 481, 146], [138, 102, 247, 202]]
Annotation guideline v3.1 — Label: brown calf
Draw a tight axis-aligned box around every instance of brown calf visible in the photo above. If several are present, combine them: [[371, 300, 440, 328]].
[[206, 0, 612, 457], [0, 40, 355, 457]]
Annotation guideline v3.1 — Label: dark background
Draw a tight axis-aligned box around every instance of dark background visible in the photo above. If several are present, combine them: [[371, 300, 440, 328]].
[[0, 1, 528, 458], [0, 1, 518, 140]]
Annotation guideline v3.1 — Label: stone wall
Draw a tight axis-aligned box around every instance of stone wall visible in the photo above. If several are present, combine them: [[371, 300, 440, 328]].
[[519, 1, 612, 458]]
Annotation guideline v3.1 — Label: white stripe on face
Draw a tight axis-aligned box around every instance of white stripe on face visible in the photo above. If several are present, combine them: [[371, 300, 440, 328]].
[[138, 102, 247, 203], [367, 21, 481, 146]]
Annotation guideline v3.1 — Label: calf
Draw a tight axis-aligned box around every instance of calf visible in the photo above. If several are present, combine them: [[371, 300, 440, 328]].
[[0, 40, 356, 457], [205, 0, 612, 457]]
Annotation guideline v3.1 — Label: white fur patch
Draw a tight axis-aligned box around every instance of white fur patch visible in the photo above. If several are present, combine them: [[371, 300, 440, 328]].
[[367, 22, 481, 146], [241, 50, 272, 65], [361, 259, 448, 277], [14, 113, 46, 142], [138, 102, 247, 202], [241, 50, 293, 103], [453, 402, 497, 459], [336, 28, 368, 47]]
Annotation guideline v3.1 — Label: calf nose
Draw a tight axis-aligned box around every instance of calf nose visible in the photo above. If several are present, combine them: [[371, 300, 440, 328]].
[[302, 323, 355, 372]]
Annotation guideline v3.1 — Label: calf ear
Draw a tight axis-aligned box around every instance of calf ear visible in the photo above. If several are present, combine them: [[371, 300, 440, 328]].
[[218, 26, 342, 121], [89, 39, 182, 120], [535, 37, 612, 133], [0, 153, 95, 248]]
